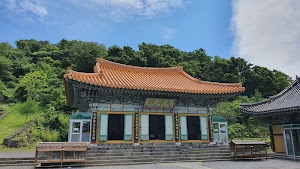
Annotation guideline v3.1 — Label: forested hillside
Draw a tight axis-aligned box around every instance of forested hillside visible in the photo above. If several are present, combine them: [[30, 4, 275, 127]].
[[0, 39, 293, 145]]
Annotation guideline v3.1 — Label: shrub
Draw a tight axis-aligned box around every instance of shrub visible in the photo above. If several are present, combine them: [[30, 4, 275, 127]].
[[41, 128, 59, 142], [11, 133, 29, 147]]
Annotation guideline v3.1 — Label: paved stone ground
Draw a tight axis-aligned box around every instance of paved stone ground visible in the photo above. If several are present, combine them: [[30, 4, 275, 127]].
[[76, 159, 300, 169], [1, 159, 300, 169], [0, 151, 34, 158], [80, 159, 300, 169], [202, 159, 300, 169]]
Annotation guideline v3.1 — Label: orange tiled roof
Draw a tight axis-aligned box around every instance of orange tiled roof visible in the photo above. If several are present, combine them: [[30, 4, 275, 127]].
[[64, 58, 245, 95]]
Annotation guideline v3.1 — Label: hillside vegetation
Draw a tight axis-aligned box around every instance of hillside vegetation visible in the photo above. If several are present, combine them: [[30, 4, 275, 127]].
[[0, 105, 34, 144], [0, 39, 293, 146]]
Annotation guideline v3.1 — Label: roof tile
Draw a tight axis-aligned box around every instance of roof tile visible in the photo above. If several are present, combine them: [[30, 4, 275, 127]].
[[64, 58, 245, 95], [240, 78, 300, 114]]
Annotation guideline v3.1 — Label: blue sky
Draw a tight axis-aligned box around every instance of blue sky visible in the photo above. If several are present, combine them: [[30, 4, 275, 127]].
[[1, 0, 299, 78], [0, 0, 233, 58]]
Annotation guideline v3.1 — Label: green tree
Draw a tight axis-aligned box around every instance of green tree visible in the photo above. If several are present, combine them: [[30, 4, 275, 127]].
[[62, 41, 107, 72], [0, 55, 14, 82], [213, 95, 269, 140], [251, 89, 264, 102], [16, 39, 49, 57], [17, 58, 65, 108], [14, 99, 40, 123], [213, 98, 248, 124], [19, 70, 47, 101], [0, 80, 9, 101], [272, 70, 292, 93]]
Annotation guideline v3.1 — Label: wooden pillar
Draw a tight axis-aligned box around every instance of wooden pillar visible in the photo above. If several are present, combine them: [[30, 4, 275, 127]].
[[269, 124, 275, 152], [207, 106, 213, 142]]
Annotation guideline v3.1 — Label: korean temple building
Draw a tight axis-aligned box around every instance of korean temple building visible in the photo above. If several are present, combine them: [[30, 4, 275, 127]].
[[64, 58, 244, 144], [240, 76, 300, 156]]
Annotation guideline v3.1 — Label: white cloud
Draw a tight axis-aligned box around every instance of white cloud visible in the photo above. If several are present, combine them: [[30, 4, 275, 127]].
[[2, 0, 48, 18], [162, 27, 176, 40], [73, 0, 186, 21], [19, 0, 48, 17], [231, 0, 300, 78]]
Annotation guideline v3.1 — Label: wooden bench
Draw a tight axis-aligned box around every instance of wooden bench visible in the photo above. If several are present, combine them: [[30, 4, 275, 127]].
[[34, 142, 88, 168], [230, 140, 267, 161]]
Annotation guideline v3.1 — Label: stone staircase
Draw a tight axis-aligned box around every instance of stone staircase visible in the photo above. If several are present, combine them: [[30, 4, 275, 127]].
[[0, 144, 231, 167], [268, 153, 300, 161], [0, 157, 34, 167], [86, 143, 231, 166]]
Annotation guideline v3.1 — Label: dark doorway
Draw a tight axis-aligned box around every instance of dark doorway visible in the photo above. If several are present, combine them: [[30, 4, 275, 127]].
[[187, 116, 201, 140], [108, 114, 124, 140], [149, 115, 165, 140], [292, 129, 300, 156]]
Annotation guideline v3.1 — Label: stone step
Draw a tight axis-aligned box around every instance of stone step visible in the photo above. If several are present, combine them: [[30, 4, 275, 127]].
[[35, 163, 86, 168], [87, 153, 230, 158], [92, 145, 230, 149], [87, 150, 230, 156], [0, 163, 34, 166], [0, 160, 34, 164], [93, 143, 228, 147], [87, 156, 230, 165], [88, 147, 230, 153], [87, 153, 230, 160], [0, 146, 230, 167], [0, 157, 34, 160], [269, 154, 300, 161], [86, 158, 229, 167], [87, 151, 230, 157]]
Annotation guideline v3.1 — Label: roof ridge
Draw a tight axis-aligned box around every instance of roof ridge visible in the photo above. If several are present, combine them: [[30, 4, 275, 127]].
[[174, 66, 243, 88], [96, 58, 244, 88], [64, 68, 99, 77], [97, 58, 239, 86], [199, 80, 243, 87], [64, 58, 245, 95], [267, 80, 297, 101], [241, 78, 297, 107], [240, 99, 270, 107], [179, 70, 243, 87], [96, 58, 181, 73]]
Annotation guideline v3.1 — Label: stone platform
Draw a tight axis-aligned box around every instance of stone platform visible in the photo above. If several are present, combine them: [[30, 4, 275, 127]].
[[86, 143, 231, 166], [0, 143, 231, 168]]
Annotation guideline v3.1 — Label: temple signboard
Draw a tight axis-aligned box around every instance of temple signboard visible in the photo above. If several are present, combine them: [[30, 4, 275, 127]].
[[144, 98, 175, 109]]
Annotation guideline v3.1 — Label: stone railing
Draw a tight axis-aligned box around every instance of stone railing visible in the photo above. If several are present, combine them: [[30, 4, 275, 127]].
[[0, 113, 7, 119], [0, 106, 8, 119], [3, 121, 33, 147]]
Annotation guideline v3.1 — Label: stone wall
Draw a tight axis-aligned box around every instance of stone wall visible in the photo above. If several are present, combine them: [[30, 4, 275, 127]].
[[3, 121, 33, 148], [0, 113, 7, 119]]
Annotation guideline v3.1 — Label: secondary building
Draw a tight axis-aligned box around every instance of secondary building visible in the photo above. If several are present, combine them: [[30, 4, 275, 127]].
[[239, 77, 300, 156], [64, 58, 244, 144]]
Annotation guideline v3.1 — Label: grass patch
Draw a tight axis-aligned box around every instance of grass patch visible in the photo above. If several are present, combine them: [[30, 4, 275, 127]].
[[0, 145, 35, 152], [0, 105, 34, 145], [0, 104, 8, 115]]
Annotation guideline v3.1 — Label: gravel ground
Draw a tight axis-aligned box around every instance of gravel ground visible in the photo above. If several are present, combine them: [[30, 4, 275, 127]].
[[0, 159, 299, 169]]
